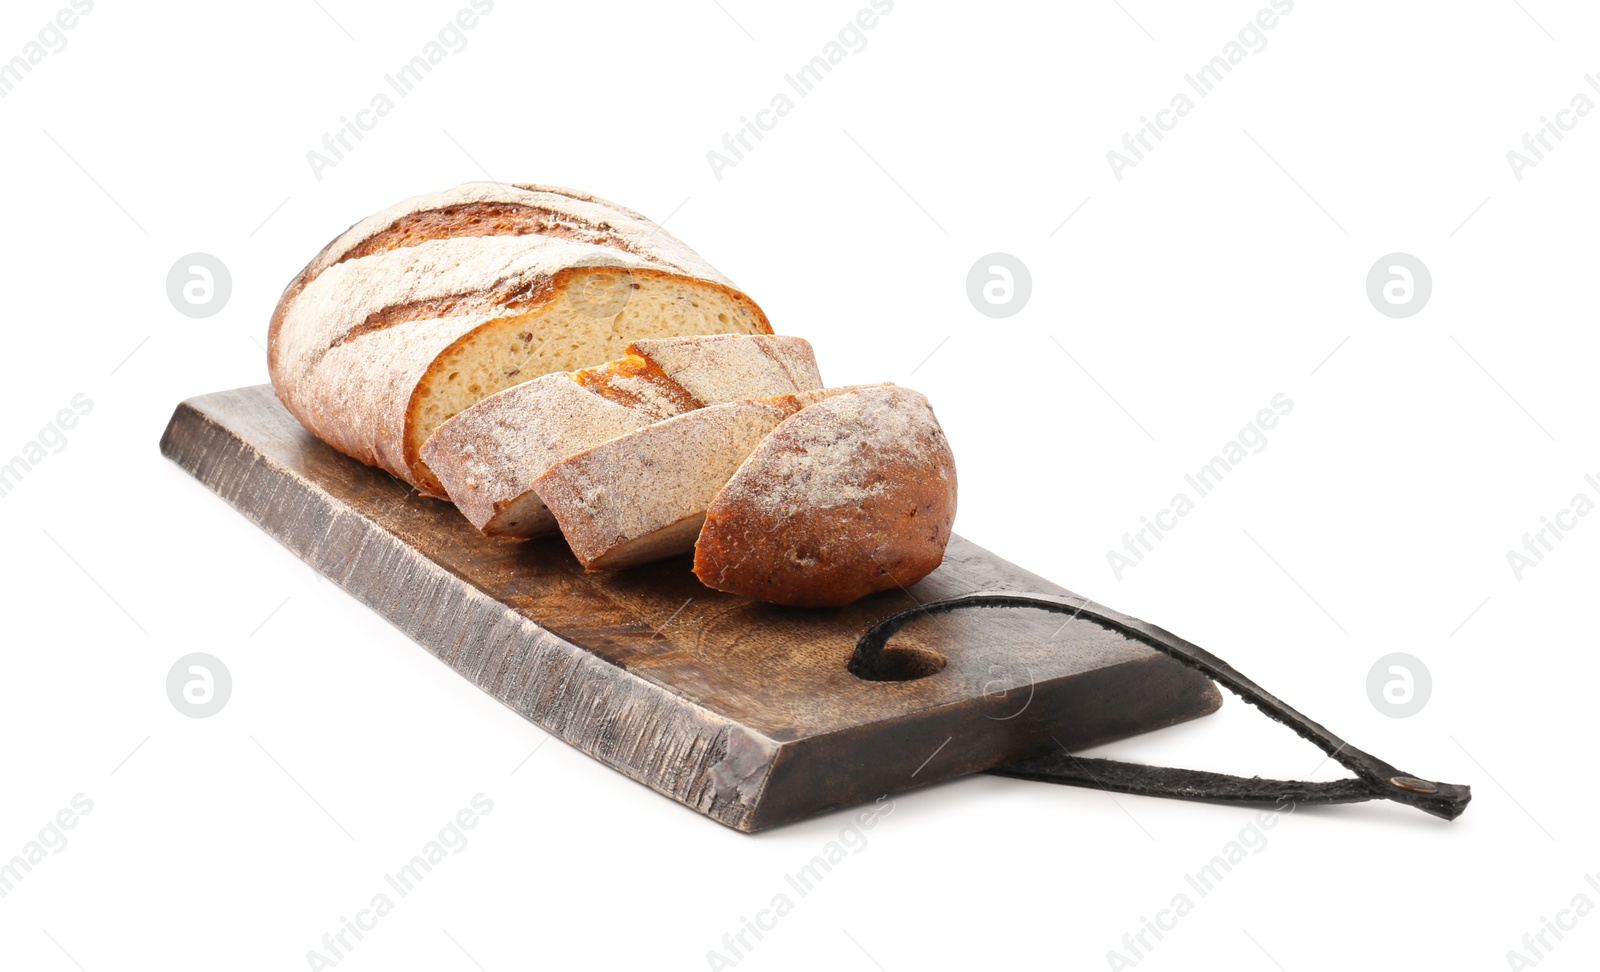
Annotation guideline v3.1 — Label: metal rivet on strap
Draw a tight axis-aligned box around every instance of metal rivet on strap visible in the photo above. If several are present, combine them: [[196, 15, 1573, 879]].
[[1390, 775, 1439, 794]]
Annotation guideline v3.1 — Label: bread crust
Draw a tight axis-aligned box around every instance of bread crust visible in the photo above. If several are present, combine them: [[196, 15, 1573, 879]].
[[693, 385, 958, 607], [267, 183, 771, 493]]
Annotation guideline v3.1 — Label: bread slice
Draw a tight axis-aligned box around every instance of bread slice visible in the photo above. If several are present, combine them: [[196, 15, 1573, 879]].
[[693, 385, 958, 607], [569, 334, 823, 417], [531, 388, 858, 570], [267, 183, 771, 496], [421, 334, 824, 538], [418, 373, 654, 538]]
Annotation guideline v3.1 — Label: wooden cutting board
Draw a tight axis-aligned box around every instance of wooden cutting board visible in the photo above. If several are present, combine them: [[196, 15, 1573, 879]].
[[160, 386, 1221, 831]]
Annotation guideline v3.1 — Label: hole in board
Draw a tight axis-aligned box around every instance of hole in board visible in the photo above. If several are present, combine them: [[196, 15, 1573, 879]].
[[852, 645, 947, 682]]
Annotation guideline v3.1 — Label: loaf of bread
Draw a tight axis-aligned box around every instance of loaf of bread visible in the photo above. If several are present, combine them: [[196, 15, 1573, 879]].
[[693, 385, 957, 607], [531, 387, 860, 569], [270, 182, 960, 608], [420, 334, 823, 538], [267, 183, 771, 495]]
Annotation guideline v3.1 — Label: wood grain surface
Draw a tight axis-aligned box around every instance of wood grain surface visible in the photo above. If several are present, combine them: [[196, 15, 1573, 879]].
[[160, 385, 1222, 831]]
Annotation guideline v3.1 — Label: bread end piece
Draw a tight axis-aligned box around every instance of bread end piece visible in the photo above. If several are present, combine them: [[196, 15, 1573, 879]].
[[692, 385, 957, 608]]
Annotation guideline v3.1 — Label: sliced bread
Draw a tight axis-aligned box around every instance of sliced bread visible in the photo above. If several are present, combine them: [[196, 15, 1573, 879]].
[[421, 334, 824, 538], [531, 387, 860, 570]]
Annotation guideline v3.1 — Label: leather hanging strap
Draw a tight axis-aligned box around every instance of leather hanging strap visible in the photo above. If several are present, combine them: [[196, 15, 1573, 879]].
[[851, 590, 1471, 821]]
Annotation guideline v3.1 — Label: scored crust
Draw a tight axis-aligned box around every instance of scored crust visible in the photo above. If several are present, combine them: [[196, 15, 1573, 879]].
[[267, 183, 734, 369], [267, 183, 771, 495], [693, 385, 958, 608]]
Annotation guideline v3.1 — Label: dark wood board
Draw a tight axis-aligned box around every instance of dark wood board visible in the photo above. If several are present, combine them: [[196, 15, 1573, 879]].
[[159, 386, 1222, 831]]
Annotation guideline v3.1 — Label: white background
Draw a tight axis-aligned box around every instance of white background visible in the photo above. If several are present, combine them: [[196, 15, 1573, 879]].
[[1, 1, 1596, 969]]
